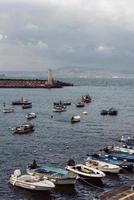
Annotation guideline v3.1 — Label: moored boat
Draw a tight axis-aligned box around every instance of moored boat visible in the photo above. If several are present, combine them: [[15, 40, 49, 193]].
[[9, 169, 55, 191], [85, 158, 121, 174], [22, 102, 32, 109], [52, 105, 66, 112], [71, 115, 80, 123], [3, 107, 14, 113], [12, 97, 28, 105], [11, 123, 34, 134], [108, 108, 118, 116], [76, 102, 85, 108], [27, 161, 77, 185], [81, 95, 92, 103], [26, 112, 36, 119], [91, 154, 134, 173], [66, 159, 105, 180]]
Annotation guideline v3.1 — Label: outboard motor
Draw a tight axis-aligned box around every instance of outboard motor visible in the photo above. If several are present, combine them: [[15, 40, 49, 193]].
[[67, 159, 75, 166]]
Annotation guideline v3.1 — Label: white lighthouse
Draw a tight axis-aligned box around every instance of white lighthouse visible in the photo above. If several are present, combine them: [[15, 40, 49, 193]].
[[47, 69, 53, 85]]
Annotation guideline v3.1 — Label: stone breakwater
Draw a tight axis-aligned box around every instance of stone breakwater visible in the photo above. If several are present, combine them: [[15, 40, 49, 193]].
[[0, 79, 73, 88]]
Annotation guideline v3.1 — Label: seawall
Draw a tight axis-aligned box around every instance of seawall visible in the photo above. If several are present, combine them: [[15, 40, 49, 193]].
[[0, 79, 73, 88]]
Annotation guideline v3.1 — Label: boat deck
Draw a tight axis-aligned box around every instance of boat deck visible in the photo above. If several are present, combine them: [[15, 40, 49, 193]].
[[100, 184, 134, 200]]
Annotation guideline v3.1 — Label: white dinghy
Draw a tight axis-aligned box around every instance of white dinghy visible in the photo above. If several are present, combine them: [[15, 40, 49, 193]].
[[9, 169, 55, 191], [66, 160, 105, 181], [85, 158, 121, 174], [71, 115, 80, 123]]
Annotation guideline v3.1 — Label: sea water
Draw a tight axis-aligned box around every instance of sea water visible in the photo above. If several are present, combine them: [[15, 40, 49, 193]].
[[0, 77, 134, 200]]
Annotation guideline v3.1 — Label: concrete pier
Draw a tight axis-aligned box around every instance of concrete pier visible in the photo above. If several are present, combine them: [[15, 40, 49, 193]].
[[100, 184, 134, 200]]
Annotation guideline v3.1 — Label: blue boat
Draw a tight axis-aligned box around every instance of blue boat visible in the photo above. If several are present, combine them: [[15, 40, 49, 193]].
[[90, 154, 134, 173], [27, 162, 77, 185]]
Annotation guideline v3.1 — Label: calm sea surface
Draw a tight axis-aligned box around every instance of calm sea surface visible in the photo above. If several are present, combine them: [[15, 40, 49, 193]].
[[0, 78, 134, 200]]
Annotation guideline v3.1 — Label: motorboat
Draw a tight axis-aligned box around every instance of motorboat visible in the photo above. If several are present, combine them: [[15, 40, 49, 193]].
[[81, 111, 88, 115], [9, 169, 55, 191], [22, 102, 32, 109], [85, 158, 121, 174], [52, 105, 66, 112], [3, 107, 14, 113], [11, 123, 34, 134], [12, 97, 28, 105], [71, 115, 80, 123], [91, 154, 134, 173], [66, 160, 105, 180], [76, 102, 85, 108], [26, 112, 36, 120], [103, 146, 134, 155], [27, 162, 77, 185], [105, 153, 134, 163]]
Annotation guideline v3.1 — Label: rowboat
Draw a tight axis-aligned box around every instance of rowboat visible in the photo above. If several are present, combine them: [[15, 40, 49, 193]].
[[27, 162, 77, 185]]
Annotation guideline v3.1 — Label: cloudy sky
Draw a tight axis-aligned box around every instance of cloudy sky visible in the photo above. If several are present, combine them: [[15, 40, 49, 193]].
[[0, 0, 134, 73]]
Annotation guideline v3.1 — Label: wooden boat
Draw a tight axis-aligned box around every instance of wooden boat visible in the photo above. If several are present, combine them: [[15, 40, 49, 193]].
[[26, 112, 36, 119], [85, 158, 121, 174], [71, 115, 80, 123], [9, 169, 55, 191], [27, 162, 77, 185], [66, 160, 105, 180], [3, 107, 14, 113], [11, 123, 34, 134]]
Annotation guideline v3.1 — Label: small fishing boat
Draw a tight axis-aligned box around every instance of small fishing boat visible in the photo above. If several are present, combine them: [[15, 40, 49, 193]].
[[52, 105, 66, 112], [11, 123, 34, 134], [108, 108, 118, 116], [71, 115, 80, 123], [76, 102, 85, 108], [3, 107, 14, 113], [12, 97, 28, 105], [54, 101, 71, 106], [27, 161, 77, 185], [26, 112, 36, 120], [100, 110, 108, 115], [85, 158, 121, 174], [103, 146, 134, 155], [81, 111, 88, 115], [22, 102, 32, 109], [105, 153, 134, 163], [9, 169, 55, 191], [66, 159, 105, 180], [81, 95, 92, 103], [91, 154, 134, 173]]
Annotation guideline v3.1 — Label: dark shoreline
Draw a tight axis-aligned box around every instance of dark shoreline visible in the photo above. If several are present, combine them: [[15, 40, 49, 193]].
[[0, 79, 73, 88]]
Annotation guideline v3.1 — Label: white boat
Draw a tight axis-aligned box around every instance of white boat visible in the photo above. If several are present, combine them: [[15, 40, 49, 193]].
[[52, 106, 66, 112], [66, 161, 105, 180], [9, 169, 55, 191], [81, 111, 88, 115], [71, 115, 80, 123], [112, 146, 134, 154], [27, 163, 77, 185], [3, 107, 14, 113], [26, 112, 36, 119], [85, 158, 121, 174]]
